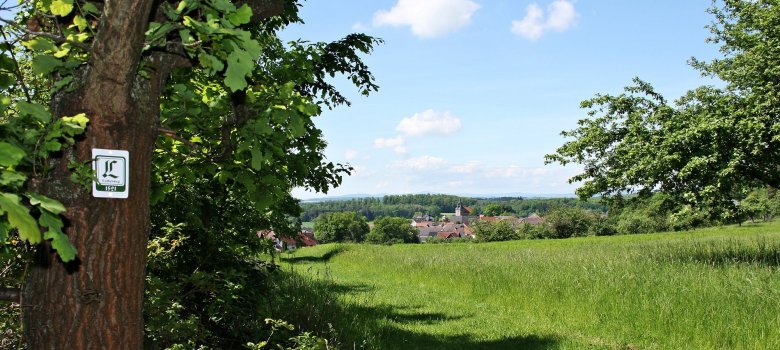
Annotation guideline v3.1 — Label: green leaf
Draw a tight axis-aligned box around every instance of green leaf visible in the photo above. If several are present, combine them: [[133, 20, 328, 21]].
[[0, 221, 8, 244], [60, 113, 89, 130], [0, 73, 14, 89], [223, 49, 253, 92], [0, 142, 26, 167], [81, 2, 99, 14], [17, 101, 53, 122], [53, 75, 74, 91], [198, 52, 224, 75], [53, 44, 71, 58], [23, 38, 57, 52], [207, 0, 235, 12], [297, 102, 319, 116], [31, 54, 63, 75], [0, 193, 41, 244], [40, 140, 62, 153], [0, 55, 15, 71], [0, 170, 26, 187], [227, 4, 252, 26], [176, 0, 188, 13], [72, 15, 88, 31], [39, 210, 77, 262], [250, 148, 263, 170], [49, 0, 74, 17], [27, 193, 67, 215]]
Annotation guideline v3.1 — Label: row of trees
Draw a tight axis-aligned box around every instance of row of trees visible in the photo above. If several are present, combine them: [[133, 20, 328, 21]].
[[472, 191, 780, 243], [312, 213, 417, 244], [300, 195, 606, 221]]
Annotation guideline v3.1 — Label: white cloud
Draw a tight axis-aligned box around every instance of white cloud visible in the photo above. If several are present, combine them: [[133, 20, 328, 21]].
[[485, 166, 550, 179], [374, 136, 408, 154], [396, 109, 462, 137], [373, 0, 481, 38], [390, 156, 448, 170], [344, 149, 359, 160], [350, 165, 375, 177], [511, 0, 578, 40], [352, 22, 368, 31], [374, 136, 405, 148], [449, 161, 481, 174], [546, 0, 577, 31]]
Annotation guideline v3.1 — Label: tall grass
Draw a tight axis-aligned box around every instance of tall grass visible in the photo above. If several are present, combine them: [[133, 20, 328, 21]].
[[274, 222, 780, 349]]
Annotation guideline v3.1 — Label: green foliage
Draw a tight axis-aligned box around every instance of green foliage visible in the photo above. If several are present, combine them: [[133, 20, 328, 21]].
[[245, 319, 329, 350], [739, 187, 780, 223], [312, 212, 369, 243], [542, 206, 594, 239], [473, 220, 518, 242], [366, 217, 418, 244], [138, 1, 383, 348], [300, 195, 606, 222], [547, 1, 780, 219], [0, 36, 89, 261], [481, 203, 514, 216], [145, 178, 298, 349]]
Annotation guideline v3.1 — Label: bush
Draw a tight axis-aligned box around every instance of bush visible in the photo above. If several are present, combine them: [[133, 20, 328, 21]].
[[366, 217, 418, 244], [473, 220, 518, 242], [313, 212, 370, 243], [542, 206, 593, 238], [588, 218, 617, 236]]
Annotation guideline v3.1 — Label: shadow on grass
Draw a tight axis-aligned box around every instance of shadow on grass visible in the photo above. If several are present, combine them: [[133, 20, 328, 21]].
[[269, 271, 564, 350], [280, 245, 347, 264]]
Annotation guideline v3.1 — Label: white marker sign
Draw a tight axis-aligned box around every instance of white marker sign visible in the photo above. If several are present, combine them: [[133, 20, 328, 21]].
[[92, 148, 129, 199]]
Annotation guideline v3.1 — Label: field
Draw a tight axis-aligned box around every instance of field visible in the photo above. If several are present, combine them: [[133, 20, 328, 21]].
[[277, 222, 780, 349]]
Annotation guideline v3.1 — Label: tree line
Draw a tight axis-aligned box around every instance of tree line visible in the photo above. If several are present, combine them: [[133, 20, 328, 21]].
[[300, 194, 607, 221]]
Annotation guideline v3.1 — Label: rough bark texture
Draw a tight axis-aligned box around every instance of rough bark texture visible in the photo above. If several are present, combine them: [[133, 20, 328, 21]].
[[20, 0, 288, 348], [22, 1, 156, 349]]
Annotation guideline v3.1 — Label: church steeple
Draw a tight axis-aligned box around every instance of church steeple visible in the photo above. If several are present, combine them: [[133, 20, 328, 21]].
[[455, 200, 463, 216]]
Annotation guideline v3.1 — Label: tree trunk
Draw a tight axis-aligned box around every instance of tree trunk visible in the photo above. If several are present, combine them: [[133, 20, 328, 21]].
[[22, 1, 156, 348]]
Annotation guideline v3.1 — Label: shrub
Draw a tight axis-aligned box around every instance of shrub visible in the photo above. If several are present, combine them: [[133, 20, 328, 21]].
[[473, 220, 518, 242], [366, 217, 418, 244], [543, 206, 593, 238]]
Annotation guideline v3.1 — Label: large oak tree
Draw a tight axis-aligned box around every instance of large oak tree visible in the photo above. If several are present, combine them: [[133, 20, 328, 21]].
[[0, 0, 379, 348]]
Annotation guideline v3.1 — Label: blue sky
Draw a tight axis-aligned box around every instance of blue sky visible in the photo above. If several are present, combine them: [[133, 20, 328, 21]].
[[284, 0, 722, 199]]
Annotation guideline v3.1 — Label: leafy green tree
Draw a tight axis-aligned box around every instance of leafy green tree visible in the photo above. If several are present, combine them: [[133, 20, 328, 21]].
[[1, 0, 380, 348], [739, 187, 780, 223], [473, 220, 517, 242], [542, 206, 593, 238], [482, 203, 514, 216], [313, 212, 370, 243], [546, 1, 780, 218], [366, 217, 418, 244]]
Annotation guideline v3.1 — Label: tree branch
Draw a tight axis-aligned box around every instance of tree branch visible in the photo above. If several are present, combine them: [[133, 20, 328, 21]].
[[244, 0, 287, 23], [158, 127, 198, 150], [0, 18, 90, 51]]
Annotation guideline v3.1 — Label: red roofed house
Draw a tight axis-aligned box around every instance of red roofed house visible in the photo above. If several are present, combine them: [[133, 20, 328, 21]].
[[258, 230, 319, 251]]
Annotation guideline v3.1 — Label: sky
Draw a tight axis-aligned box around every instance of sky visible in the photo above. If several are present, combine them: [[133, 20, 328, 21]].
[[284, 0, 722, 200]]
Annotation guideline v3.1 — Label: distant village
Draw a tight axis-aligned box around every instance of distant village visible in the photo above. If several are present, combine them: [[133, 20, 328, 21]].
[[413, 201, 544, 242], [261, 201, 545, 250]]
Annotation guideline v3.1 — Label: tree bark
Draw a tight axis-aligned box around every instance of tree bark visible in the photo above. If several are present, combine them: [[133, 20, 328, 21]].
[[22, 1, 156, 349]]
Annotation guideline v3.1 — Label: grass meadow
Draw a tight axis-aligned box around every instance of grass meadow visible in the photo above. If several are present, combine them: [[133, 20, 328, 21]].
[[274, 222, 780, 349]]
